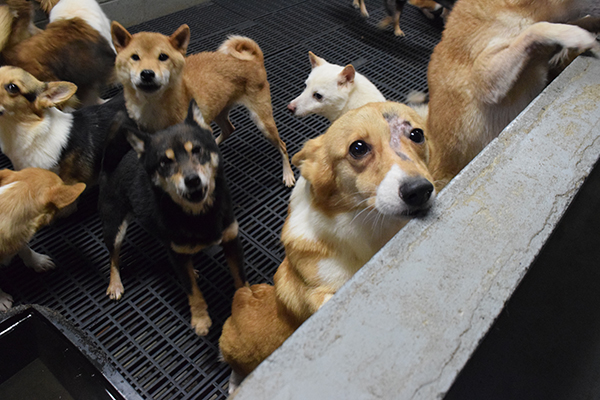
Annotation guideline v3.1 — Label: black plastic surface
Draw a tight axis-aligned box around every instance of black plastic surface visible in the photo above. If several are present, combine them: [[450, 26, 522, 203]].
[[0, 1, 441, 398]]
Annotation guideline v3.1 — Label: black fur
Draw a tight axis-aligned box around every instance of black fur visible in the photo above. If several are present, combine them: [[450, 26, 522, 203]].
[[385, 0, 456, 18], [98, 102, 246, 315]]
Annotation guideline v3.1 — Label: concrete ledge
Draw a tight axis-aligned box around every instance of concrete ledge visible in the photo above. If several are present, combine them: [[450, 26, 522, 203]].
[[233, 55, 600, 399]]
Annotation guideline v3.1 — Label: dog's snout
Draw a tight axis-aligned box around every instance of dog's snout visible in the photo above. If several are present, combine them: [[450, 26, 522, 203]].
[[140, 69, 156, 82], [287, 102, 296, 113], [184, 174, 201, 189], [399, 178, 434, 207]]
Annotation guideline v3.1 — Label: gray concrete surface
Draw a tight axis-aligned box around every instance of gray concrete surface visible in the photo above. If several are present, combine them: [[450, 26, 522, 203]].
[[232, 55, 600, 399]]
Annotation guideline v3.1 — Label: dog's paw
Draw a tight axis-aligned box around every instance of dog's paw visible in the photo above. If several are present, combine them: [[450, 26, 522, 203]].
[[191, 311, 212, 336], [394, 27, 406, 37], [536, 22, 600, 53], [0, 290, 13, 311], [228, 370, 244, 395], [106, 282, 125, 301], [559, 25, 600, 53], [283, 171, 296, 188], [22, 249, 56, 272]]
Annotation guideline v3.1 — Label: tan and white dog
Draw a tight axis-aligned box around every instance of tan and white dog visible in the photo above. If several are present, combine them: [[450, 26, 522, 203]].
[[220, 101, 436, 393], [111, 22, 295, 187], [287, 52, 386, 122], [427, 0, 600, 188], [0, 168, 85, 310]]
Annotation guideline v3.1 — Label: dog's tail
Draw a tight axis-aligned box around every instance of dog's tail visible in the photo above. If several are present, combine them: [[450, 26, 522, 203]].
[[406, 90, 429, 121], [218, 35, 264, 63]]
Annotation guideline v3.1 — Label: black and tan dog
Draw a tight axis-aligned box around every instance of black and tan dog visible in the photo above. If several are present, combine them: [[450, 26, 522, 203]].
[[99, 103, 246, 336]]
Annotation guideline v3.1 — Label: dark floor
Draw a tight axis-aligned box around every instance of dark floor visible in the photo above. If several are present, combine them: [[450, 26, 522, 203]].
[[0, 1, 443, 398]]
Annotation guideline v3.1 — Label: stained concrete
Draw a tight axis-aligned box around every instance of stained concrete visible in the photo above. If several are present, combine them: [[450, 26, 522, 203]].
[[232, 55, 600, 399]]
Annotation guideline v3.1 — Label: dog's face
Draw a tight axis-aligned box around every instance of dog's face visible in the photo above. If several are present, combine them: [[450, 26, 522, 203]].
[[125, 105, 221, 214], [287, 52, 355, 120], [0, 66, 76, 120], [293, 101, 435, 219], [112, 22, 190, 95]]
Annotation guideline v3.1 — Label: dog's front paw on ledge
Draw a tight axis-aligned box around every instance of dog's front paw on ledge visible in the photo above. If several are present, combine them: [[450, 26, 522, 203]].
[[106, 282, 125, 301], [191, 312, 212, 336]]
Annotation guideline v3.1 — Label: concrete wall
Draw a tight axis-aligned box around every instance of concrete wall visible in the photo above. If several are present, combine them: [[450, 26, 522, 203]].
[[231, 55, 600, 399]]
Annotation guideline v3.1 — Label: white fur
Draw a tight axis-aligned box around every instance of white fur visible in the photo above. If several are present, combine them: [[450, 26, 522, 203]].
[[18, 245, 55, 272], [0, 289, 13, 311], [0, 107, 73, 171], [49, 0, 115, 52], [289, 60, 386, 122], [0, 181, 17, 196]]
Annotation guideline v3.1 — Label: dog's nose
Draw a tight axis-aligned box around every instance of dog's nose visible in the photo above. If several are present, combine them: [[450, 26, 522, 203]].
[[140, 69, 155, 82], [184, 174, 201, 189], [287, 102, 296, 113], [399, 178, 434, 207]]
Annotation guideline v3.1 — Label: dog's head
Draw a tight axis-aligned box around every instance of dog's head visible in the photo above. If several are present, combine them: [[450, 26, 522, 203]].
[[287, 52, 356, 121], [0, 66, 77, 120], [123, 101, 222, 214], [111, 21, 189, 95], [0, 167, 85, 229], [293, 101, 435, 219]]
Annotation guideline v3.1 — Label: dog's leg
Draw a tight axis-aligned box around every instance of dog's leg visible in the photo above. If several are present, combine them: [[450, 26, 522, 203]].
[[380, 0, 407, 36], [0, 289, 13, 311], [214, 107, 235, 145], [170, 251, 212, 336], [103, 218, 129, 300], [221, 221, 246, 289], [359, 0, 369, 17], [228, 370, 245, 395], [18, 245, 55, 272], [242, 91, 296, 187], [475, 22, 599, 105]]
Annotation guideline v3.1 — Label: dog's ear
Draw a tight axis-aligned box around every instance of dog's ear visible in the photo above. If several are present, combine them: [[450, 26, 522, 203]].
[[185, 100, 197, 126], [308, 51, 325, 69], [47, 182, 86, 210], [36, 81, 77, 109], [169, 24, 190, 56], [126, 129, 150, 157], [293, 135, 336, 199], [338, 65, 355, 87], [112, 21, 132, 52]]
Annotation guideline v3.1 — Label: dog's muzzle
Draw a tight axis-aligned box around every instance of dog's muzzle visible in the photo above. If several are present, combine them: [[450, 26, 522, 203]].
[[137, 69, 161, 93], [183, 174, 206, 203]]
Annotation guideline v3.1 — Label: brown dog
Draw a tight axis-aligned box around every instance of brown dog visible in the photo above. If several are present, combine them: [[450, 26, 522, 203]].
[[427, 0, 600, 188], [111, 22, 295, 187], [220, 101, 437, 392]]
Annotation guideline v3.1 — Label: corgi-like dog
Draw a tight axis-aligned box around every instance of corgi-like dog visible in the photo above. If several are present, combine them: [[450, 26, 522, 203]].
[[379, 0, 456, 36], [36, 0, 116, 53], [0, 167, 85, 310], [287, 52, 386, 122], [0, 66, 127, 185], [99, 105, 247, 336], [111, 22, 295, 187], [427, 0, 600, 188], [0, 0, 115, 106], [220, 101, 436, 391]]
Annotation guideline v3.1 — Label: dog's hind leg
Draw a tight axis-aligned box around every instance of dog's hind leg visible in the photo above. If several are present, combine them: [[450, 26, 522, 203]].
[[103, 218, 129, 300], [214, 106, 235, 145], [221, 220, 246, 289], [169, 251, 212, 336], [241, 89, 296, 187]]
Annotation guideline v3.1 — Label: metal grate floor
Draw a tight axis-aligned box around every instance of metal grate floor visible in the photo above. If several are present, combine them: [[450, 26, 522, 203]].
[[0, 0, 442, 398]]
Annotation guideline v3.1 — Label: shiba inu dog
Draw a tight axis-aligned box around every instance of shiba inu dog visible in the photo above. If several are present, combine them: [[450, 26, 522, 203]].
[[0, 0, 115, 106], [111, 22, 295, 187], [427, 0, 600, 188], [220, 101, 436, 391], [287, 52, 386, 122], [99, 105, 247, 336], [0, 66, 127, 185], [0, 167, 85, 310]]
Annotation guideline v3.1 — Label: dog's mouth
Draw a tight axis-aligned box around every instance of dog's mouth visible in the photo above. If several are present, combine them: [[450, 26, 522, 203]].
[[136, 82, 161, 93], [184, 187, 206, 203], [401, 207, 430, 218]]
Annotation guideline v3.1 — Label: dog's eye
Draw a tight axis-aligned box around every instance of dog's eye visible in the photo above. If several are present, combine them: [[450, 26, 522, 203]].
[[349, 140, 371, 159], [5, 83, 20, 95], [158, 53, 169, 61], [160, 157, 173, 167], [131, 54, 140, 61], [191, 146, 201, 155], [313, 92, 323, 101], [409, 128, 425, 144]]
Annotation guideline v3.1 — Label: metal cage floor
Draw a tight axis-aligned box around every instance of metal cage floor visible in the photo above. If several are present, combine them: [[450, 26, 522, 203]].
[[0, 0, 442, 398]]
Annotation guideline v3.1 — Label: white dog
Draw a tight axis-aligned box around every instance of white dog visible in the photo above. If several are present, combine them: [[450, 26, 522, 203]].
[[287, 52, 386, 122]]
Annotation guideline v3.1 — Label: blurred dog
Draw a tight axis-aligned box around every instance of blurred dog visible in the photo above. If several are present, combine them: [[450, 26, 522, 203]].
[[0, 168, 85, 310], [220, 101, 436, 392], [427, 0, 600, 188], [111, 22, 295, 187], [379, 0, 455, 36]]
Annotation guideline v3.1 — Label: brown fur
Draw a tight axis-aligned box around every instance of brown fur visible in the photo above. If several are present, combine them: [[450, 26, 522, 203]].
[[220, 102, 436, 384], [427, 0, 600, 189], [111, 22, 295, 187], [0, 168, 85, 260], [1, 1, 115, 107], [0, 0, 42, 52]]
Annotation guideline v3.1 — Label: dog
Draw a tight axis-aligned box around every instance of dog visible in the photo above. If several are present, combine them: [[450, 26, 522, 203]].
[[427, 0, 600, 188], [379, 0, 456, 36], [0, 66, 127, 185], [111, 22, 295, 187], [98, 104, 247, 336], [220, 101, 437, 392], [0, 0, 115, 106], [287, 52, 386, 122], [0, 167, 85, 310], [0, 0, 42, 52]]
